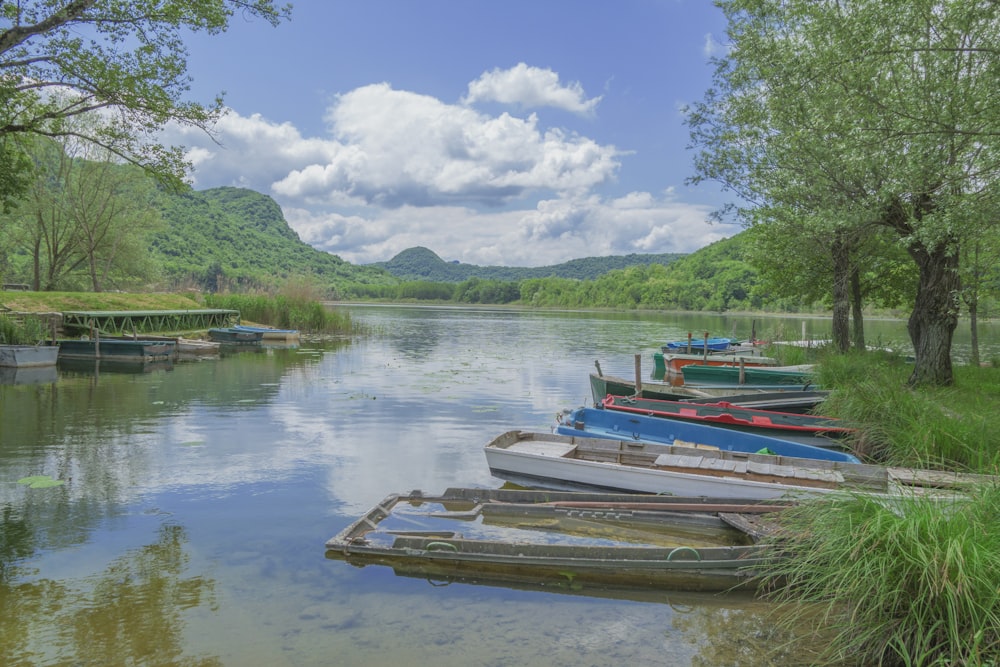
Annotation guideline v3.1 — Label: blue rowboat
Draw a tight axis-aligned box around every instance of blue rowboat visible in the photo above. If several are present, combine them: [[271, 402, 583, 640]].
[[663, 337, 736, 352], [556, 407, 860, 464]]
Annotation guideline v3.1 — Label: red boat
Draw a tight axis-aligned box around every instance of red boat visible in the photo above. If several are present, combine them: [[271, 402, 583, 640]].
[[600, 393, 856, 448]]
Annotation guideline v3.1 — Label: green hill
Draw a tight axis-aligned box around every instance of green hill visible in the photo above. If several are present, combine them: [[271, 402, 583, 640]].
[[372, 246, 686, 282], [150, 186, 396, 291]]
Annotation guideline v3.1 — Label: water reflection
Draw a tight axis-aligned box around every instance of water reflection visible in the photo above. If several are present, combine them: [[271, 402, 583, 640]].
[[0, 365, 59, 386], [0, 520, 219, 666]]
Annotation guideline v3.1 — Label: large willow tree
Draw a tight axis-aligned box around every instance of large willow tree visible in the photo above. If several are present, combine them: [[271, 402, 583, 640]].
[[687, 0, 1000, 385], [0, 0, 291, 212]]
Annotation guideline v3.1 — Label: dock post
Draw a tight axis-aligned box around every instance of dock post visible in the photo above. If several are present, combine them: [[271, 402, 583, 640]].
[[634, 354, 643, 395]]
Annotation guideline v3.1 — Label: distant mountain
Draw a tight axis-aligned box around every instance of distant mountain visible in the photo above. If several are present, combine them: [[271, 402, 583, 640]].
[[372, 246, 686, 282], [148, 185, 684, 290]]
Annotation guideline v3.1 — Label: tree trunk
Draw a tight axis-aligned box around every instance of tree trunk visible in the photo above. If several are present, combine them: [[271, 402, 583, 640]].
[[850, 263, 865, 351], [969, 301, 980, 367], [906, 240, 959, 386], [31, 237, 41, 291], [831, 234, 851, 353]]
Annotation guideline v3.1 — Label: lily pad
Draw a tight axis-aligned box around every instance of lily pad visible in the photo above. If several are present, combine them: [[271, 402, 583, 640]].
[[17, 475, 66, 489]]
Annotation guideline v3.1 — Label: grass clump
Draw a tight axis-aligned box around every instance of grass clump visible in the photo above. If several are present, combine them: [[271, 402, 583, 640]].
[[814, 352, 1000, 472], [205, 291, 364, 334], [765, 351, 1000, 664], [764, 487, 1000, 666], [0, 315, 47, 345]]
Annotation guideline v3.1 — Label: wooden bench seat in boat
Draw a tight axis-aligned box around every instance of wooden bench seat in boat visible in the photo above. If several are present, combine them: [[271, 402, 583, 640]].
[[653, 453, 844, 487]]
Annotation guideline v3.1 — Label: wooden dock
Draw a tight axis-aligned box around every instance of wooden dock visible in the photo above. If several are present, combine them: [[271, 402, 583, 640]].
[[60, 310, 240, 335]]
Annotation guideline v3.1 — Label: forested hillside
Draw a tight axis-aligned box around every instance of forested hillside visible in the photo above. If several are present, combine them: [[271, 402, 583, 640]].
[[373, 246, 686, 282], [150, 186, 396, 292]]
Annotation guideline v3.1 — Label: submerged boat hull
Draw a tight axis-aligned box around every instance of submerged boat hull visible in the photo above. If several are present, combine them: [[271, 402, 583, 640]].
[[326, 487, 785, 592], [207, 328, 263, 344]]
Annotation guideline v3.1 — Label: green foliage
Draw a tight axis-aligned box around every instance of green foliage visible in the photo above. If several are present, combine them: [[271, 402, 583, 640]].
[[0, 1, 292, 209], [688, 0, 1000, 385], [374, 246, 685, 282], [765, 487, 1000, 666]]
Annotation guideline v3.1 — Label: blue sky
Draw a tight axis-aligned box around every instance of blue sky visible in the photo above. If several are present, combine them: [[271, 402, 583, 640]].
[[167, 1, 739, 267]]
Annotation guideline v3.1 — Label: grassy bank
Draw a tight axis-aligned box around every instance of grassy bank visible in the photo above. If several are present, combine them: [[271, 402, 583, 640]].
[[0, 290, 364, 335], [1, 290, 204, 312], [765, 351, 1000, 666]]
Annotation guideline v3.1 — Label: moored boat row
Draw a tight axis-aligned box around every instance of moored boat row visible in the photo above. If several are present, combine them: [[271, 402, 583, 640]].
[[326, 337, 995, 598]]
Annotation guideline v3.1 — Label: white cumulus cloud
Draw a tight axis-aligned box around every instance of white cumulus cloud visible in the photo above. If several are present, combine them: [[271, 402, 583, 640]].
[[160, 67, 735, 267], [462, 63, 602, 115]]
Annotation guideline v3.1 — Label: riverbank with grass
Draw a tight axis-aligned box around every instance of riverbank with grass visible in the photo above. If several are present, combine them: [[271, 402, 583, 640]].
[[762, 350, 1000, 666], [0, 289, 365, 336]]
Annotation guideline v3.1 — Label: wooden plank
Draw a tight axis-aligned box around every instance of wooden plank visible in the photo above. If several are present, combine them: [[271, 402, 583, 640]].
[[719, 512, 782, 542]]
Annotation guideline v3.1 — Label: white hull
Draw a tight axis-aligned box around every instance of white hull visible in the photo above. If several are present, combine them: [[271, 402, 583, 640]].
[[484, 433, 829, 500], [484, 430, 989, 502]]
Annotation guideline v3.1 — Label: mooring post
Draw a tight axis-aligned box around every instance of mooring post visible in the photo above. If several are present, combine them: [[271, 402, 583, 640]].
[[634, 353, 643, 395]]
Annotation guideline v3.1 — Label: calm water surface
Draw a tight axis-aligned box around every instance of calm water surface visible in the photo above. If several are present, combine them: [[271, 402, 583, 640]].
[[1, 306, 993, 666]]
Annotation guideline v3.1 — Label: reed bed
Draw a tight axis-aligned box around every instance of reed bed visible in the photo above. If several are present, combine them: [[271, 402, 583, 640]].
[[0, 315, 47, 345], [205, 293, 365, 334], [764, 351, 1000, 665], [764, 487, 1000, 666]]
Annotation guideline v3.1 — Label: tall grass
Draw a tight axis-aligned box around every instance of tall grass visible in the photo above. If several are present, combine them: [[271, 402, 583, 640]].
[[764, 487, 1000, 666], [0, 315, 47, 344], [763, 352, 1000, 665], [814, 352, 1000, 472], [205, 291, 365, 334]]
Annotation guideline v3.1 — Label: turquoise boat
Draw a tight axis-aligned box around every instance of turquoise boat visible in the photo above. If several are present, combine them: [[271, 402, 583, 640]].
[[232, 324, 299, 342], [680, 364, 817, 388]]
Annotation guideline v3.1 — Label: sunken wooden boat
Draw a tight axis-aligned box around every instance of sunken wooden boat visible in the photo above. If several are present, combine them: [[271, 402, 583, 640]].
[[207, 327, 264, 344], [325, 487, 788, 592], [485, 430, 992, 501], [600, 394, 854, 448], [557, 407, 860, 463], [0, 343, 59, 368], [589, 372, 830, 413]]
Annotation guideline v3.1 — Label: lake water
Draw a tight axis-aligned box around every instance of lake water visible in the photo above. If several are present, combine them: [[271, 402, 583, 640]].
[[1, 305, 994, 666]]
